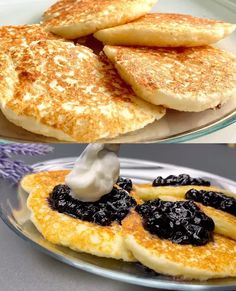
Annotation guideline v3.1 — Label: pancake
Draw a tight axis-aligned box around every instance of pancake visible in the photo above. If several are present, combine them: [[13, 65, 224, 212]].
[[42, 0, 157, 39], [25, 170, 137, 261], [0, 24, 61, 64], [123, 211, 236, 280], [134, 184, 235, 200], [94, 13, 236, 47], [104, 45, 236, 112], [152, 195, 236, 241], [0, 40, 165, 142], [0, 53, 17, 105], [21, 170, 70, 193]]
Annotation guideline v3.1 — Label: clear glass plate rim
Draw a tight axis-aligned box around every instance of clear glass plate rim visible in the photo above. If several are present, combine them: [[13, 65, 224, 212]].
[[1, 212, 233, 291], [161, 113, 236, 144], [1, 157, 236, 290], [0, 112, 235, 144], [32, 157, 236, 187]]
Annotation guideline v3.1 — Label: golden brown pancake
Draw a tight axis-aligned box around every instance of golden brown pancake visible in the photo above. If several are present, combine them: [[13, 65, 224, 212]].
[[95, 13, 236, 47], [0, 52, 17, 106], [123, 211, 236, 280], [104, 45, 236, 112], [21, 170, 70, 193], [134, 184, 235, 200], [0, 24, 61, 64], [24, 170, 138, 261], [42, 0, 157, 39], [0, 40, 165, 142]]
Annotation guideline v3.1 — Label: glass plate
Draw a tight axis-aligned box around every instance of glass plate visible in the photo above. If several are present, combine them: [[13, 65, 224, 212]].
[[1, 157, 236, 290], [0, 0, 235, 143]]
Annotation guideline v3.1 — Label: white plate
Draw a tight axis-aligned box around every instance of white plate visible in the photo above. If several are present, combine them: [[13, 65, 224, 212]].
[[0, 0, 235, 143]]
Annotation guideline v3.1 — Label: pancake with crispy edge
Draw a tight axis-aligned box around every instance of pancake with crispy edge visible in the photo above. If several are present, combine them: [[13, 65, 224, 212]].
[[104, 45, 236, 112], [0, 53, 17, 106], [0, 40, 165, 142], [123, 210, 236, 280], [22, 170, 142, 261], [94, 13, 236, 47], [42, 0, 157, 39], [0, 24, 62, 64]]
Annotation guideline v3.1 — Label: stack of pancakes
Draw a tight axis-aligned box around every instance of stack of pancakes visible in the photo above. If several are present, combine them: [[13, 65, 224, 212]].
[[0, 0, 235, 142], [21, 170, 236, 281]]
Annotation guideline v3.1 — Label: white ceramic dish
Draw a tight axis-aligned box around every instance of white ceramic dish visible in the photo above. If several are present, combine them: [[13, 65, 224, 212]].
[[0, 0, 235, 143]]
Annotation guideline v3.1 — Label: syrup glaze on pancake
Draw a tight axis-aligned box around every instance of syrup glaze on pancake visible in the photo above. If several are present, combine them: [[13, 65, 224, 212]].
[[123, 211, 236, 280], [42, 0, 157, 39], [104, 45, 236, 112], [0, 40, 165, 142], [94, 13, 236, 47], [25, 170, 138, 261]]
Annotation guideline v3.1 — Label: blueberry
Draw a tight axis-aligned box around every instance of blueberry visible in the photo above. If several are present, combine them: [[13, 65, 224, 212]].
[[185, 189, 236, 217], [48, 184, 137, 226], [50, 184, 70, 200], [152, 174, 211, 187], [135, 199, 215, 246], [116, 177, 133, 192]]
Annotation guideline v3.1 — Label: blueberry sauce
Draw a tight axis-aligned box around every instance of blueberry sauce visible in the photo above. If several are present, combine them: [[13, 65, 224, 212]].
[[116, 176, 133, 192], [48, 184, 137, 226], [136, 199, 215, 246], [152, 174, 211, 187], [185, 189, 236, 217]]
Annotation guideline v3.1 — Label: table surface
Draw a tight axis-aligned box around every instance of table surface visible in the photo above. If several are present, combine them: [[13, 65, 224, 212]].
[[1, 144, 236, 291]]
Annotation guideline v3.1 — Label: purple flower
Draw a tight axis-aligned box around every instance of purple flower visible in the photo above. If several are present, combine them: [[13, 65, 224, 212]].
[[0, 144, 53, 157], [0, 144, 54, 184]]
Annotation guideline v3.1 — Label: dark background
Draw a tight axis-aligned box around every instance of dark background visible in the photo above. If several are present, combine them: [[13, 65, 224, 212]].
[[18, 144, 236, 180]]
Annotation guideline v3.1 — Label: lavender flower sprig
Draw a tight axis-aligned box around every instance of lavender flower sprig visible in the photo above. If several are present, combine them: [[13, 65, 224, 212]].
[[0, 144, 53, 157], [0, 144, 54, 184]]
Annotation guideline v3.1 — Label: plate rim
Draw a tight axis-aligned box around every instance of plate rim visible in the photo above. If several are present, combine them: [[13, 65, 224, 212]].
[[1, 157, 236, 290], [0, 0, 236, 144], [0, 110, 235, 144]]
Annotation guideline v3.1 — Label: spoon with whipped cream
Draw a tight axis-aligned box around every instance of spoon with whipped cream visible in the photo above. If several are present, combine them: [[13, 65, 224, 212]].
[[65, 144, 120, 202]]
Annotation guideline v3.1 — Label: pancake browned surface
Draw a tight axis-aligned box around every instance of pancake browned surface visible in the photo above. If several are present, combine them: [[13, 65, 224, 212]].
[[21, 170, 70, 193], [25, 170, 136, 261], [0, 24, 61, 64], [134, 184, 235, 200], [123, 211, 236, 280], [42, 0, 157, 39], [0, 52, 17, 106], [104, 45, 236, 112], [201, 202, 236, 241], [95, 13, 236, 47], [0, 40, 165, 142]]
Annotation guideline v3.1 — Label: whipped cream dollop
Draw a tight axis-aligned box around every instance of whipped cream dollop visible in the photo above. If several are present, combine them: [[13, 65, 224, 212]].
[[65, 144, 120, 202]]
